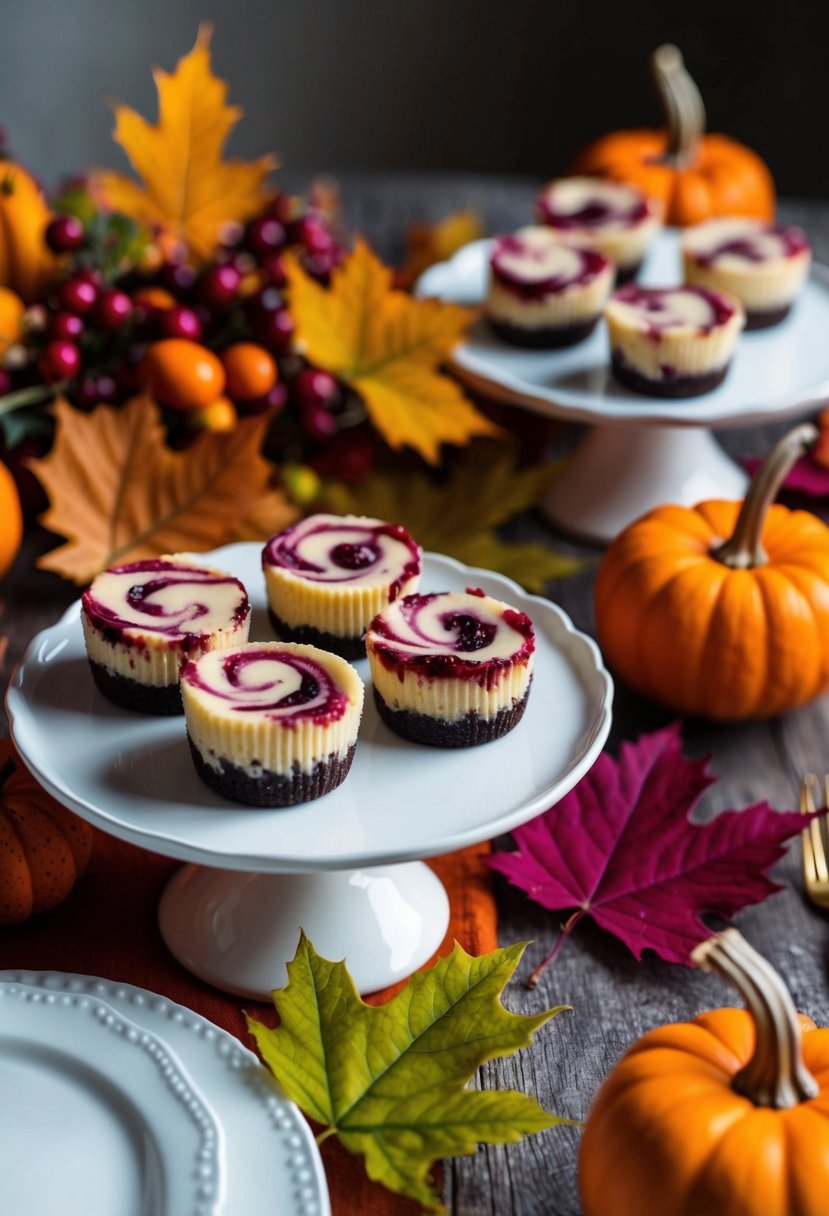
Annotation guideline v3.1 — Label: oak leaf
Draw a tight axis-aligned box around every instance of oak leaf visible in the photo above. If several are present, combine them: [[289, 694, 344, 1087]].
[[324, 443, 583, 591], [30, 396, 292, 584], [286, 240, 500, 463], [247, 933, 570, 1212], [491, 722, 812, 980], [94, 25, 275, 260]]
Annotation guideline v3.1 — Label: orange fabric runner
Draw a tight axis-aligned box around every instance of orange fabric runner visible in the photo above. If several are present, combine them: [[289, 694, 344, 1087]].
[[0, 830, 498, 1215]]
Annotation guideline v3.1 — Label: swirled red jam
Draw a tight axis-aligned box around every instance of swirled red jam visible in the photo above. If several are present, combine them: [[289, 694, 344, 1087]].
[[82, 558, 250, 651], [682, 219, 812, 328], [490, 228, 610, 300], [606, 285, 741, 338], [536, 177, 653, 232], [181, 642, 365, 799], [180, 645, 351, 725], [263, 514, 421, 590]]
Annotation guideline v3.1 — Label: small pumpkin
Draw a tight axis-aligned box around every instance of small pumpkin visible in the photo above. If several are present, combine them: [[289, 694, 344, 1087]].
[[0, 161, 60, 304], [594, 423, 829, 721], [571, 44, 776, 227], [0, 738, 94, 925], [0, 285, 24, 357], [580, 929, 829, 1216], [0, 458, 23, 579]]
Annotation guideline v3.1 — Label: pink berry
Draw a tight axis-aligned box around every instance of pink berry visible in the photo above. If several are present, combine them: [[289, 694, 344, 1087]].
[[157, 306, 203, 341], [198, 263, 241, 309], [292, 367, 341, 411], [300, 401, 339, 442], [45, 215, 85, 254], [56, 277, 97, 315], [38, 340, 81, 383], [244, 215, 286, 258], [92, 289, 132, 331], [46, 311, 85, 341]]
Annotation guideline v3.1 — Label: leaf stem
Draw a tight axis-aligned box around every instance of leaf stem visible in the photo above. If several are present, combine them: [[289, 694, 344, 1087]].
[[315, 1126, 337, 1147], [527, 910, 584, 989]]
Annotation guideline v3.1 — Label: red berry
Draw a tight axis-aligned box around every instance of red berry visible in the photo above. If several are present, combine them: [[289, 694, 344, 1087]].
[[293, 214, 335, 256], [198, 263, 241, 309], [0, 368, 12, 396], [157, 305, 203, 341], [252, 305, 294, 353], [292, 367, 341, 411], [56, 277, 97, 315], [260, 253, 287, 287], [304, 251, 339, 284], [159, 262, 197, 296], [46, 311, 85, 341], [45, 215, 85, 254], [300, 401, 339, 441], [241, 381, 289, 416], [92, 289, 132, 331], [76, 267, 102, 288], [244, 215, 286, 258], [38, 340, 81, 383], [313, 430, 375, 483]]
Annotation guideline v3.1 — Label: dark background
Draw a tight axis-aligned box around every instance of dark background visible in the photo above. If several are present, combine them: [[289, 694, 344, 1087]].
[[1, 0, 826, 199]]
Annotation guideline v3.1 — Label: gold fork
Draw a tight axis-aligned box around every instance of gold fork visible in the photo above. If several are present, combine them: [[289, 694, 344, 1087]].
[[801, 774, 829, 908]]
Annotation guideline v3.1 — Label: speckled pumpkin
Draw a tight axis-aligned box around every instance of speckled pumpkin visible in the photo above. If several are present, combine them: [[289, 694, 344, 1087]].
[[0, 738, 94, 925]]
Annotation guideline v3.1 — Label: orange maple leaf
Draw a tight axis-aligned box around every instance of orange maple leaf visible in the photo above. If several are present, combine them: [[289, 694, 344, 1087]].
[[397, 208, 484, 290], [93, 25, 276, 261], [30, 396, 295, 585], [286, 240, 500, 465]]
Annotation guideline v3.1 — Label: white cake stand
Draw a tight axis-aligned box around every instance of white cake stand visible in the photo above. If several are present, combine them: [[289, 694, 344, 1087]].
[[6, 544, 612, 1000], [417, 234, 829, 543]]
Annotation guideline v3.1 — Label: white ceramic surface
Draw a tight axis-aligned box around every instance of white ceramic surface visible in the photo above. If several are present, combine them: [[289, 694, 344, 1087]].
[[6, 547, 612, 873], [0, 972, 329, 1216], [416, 231, 829, 427]]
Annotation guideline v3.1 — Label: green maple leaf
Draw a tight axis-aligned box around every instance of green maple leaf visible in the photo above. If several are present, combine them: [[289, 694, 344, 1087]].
[[322, 442, 583, 593], [247, 934, 572, 1211]]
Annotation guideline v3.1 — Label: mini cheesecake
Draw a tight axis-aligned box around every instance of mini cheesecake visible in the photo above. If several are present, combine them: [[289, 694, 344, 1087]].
[[487, 226, 614, 348], [82, 557, 251, 714], [535, 177, 663, 280], [605, 284, 745, 398], [181, 642, 364, 807], [365, 588, 535, 748], [262, 513, 421, 659], [682, 218, 812, 329]]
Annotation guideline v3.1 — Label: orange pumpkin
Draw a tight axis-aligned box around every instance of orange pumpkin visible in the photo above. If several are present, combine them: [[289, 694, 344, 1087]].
[[0, 738, 94, 925], [0, 162, 60, 304], [572, 44, 775, 227], [580, 929, 829, 1216], [594, 424, 829, 721], [0, 285, 24, 356], [0, 458, 23, 579]]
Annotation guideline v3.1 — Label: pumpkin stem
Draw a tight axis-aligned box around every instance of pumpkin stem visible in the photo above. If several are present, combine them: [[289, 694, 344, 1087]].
[[712, 423, 819, 569], [692, 928, 818, 1108], [650, 44, 705, 169]]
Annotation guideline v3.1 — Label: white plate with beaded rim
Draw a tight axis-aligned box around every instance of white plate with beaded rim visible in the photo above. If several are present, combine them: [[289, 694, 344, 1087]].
[[0, 972, 329, 1216], [416, 230, 829, 427], [5, 546, 612, 873]]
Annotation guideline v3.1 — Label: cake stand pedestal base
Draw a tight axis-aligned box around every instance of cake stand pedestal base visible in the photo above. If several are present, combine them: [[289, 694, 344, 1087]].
[[158, 861, 451, 1000], [543, 422, 749, 546]]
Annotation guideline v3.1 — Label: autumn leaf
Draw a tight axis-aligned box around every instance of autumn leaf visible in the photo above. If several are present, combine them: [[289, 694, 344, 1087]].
[[397, 208, 484, 290], [286, 240, 500, 463], [324, 442, 583, 591], [94, 25, 275, 260], [29, 396, 294, 584], [491, 722, 813, 982], [247, 934, 570, 1212]]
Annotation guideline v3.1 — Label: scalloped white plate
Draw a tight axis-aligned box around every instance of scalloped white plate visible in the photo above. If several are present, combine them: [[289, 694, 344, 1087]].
[[0, 972, 329, 1216], [6, 546, 612, 873], [416, 231, 829, 427]]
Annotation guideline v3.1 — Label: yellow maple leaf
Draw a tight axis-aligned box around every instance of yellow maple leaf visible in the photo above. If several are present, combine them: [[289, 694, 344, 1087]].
[[94, 25, 276, 261], [30, 396, 294, 584], [286, 239, 500, 464]]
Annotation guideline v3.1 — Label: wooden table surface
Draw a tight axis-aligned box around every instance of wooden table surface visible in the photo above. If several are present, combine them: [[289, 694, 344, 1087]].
[[3, 176, 829, 1215]]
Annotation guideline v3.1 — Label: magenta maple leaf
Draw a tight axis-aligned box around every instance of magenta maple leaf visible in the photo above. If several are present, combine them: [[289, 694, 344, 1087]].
[[742, 453, 829, 499], [490, 723, 809, 978]]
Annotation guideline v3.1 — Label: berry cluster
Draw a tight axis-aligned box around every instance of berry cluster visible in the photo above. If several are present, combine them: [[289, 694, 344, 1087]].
[[1, 187, 375, 494]]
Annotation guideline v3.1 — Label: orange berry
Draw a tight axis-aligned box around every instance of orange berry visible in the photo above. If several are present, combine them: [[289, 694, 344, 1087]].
[[133, 286, 176, 310], [141, 339, 225, 411], [0, 460, 23, 579], [188, 397, 238, 432], [220, 342, 277, 402], [0, 287, 25, 357]]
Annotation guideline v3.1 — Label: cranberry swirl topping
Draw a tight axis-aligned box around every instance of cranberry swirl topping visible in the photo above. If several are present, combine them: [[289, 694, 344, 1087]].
[[536, 177, 654, 231], [607, 284, 741, 337], [263, 514, 421, 594], [491, 227, 610, 300], [180, 645, 351, 724], [367, 590, 534, 686], [82, 558, 250, 648], [684, 218, 811, 267]]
